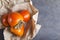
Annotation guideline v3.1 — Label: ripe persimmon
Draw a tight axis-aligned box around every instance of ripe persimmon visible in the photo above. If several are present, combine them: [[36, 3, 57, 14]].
[[8, 12, 24, 27], [20, 10, 30, 22], [1, 14, 9, 27], [10, 24, 24, 37]]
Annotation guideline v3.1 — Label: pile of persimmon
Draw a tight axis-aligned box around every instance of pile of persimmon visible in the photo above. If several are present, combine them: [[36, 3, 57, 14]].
[[1, 10, 30, 37]]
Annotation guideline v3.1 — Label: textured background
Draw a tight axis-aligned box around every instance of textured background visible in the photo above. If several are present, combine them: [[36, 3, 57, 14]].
[[32, 0, 60, 40]]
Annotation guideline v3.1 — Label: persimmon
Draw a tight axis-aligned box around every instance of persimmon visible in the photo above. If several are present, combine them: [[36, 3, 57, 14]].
[[1, 14, 9, 27], [8, 12, 24, 27], [10, 24, 24, 37], [20, 10, 30, 22]]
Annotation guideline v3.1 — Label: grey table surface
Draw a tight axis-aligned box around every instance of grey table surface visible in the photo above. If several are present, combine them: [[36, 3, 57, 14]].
[[32, 0, 60, 40]]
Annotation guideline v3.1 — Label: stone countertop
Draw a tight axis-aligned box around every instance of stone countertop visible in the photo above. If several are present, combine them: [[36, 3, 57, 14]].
[[32, 0, 60, 40]]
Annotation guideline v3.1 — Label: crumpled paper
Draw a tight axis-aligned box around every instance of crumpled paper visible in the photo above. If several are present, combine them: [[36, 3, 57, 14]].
[[0, 0, 41, 40]]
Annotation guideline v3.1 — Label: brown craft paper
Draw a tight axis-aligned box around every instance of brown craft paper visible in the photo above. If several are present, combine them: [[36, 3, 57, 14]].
[[0, 0, 41, 40]]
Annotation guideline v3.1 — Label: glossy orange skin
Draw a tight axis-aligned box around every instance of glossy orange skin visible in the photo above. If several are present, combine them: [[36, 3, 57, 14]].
[[8, 12, 24, 27], [20, 10, 30, 22], [1, 14, 9, 27], [10, 25, 24, 37]]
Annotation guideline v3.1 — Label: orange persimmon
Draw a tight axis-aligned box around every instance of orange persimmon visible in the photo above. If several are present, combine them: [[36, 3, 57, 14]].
[[10, 24, 24, 37], [8, 12, 24, 27], [20, 10, 30, 22], [1, 14, 9, 27]]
